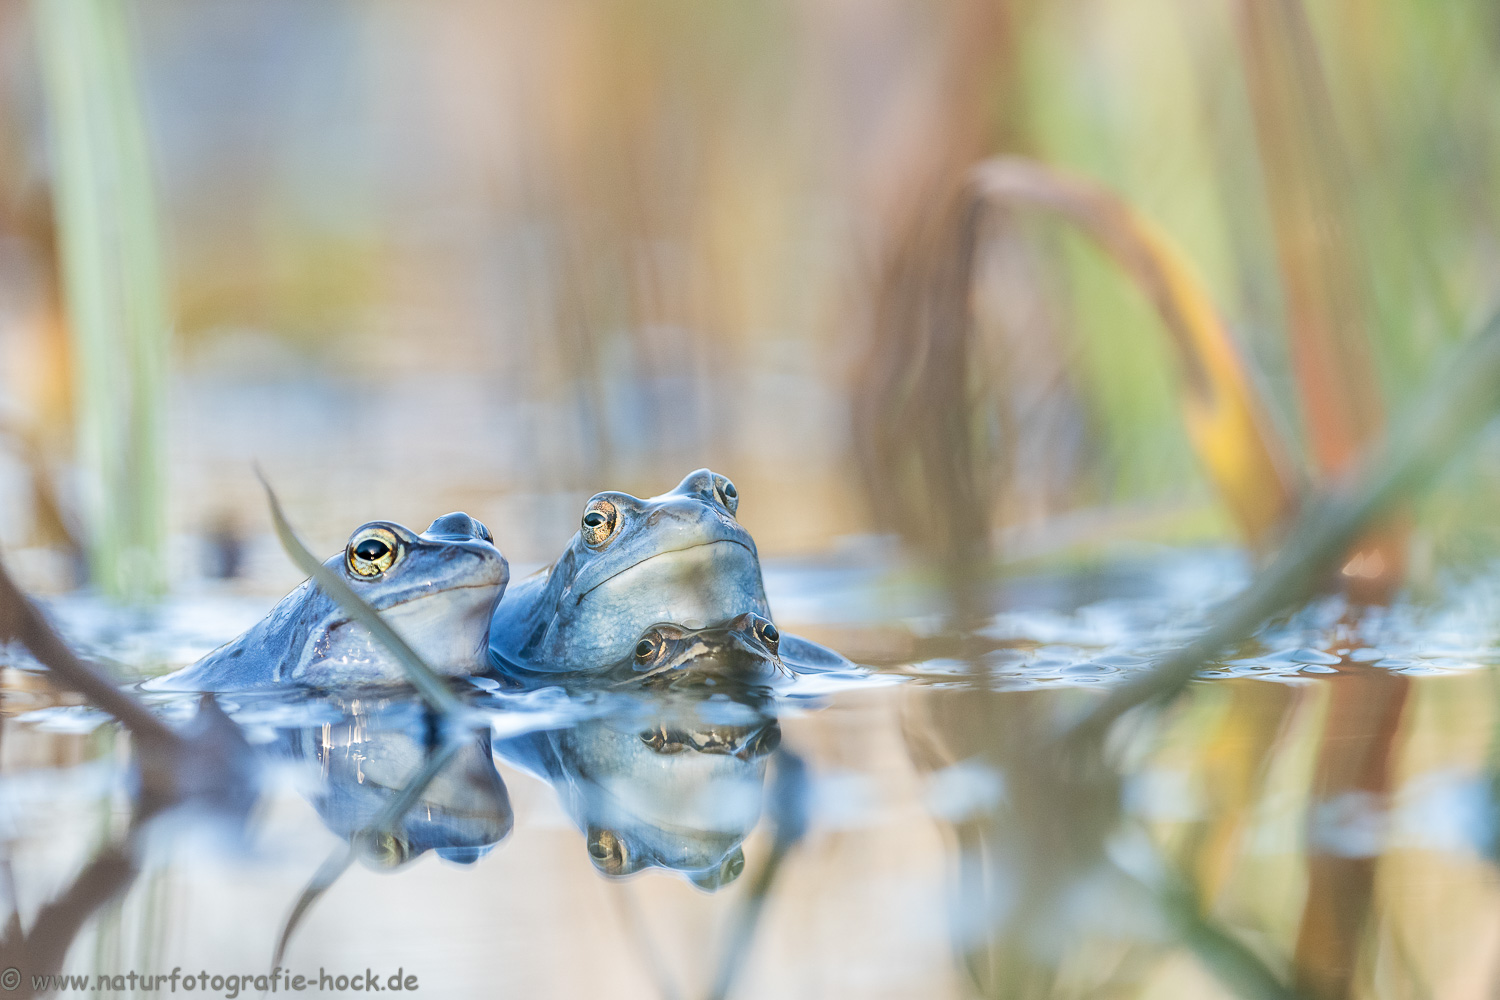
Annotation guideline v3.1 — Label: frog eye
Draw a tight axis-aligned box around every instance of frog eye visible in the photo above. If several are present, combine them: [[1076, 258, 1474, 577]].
[[586, 827, 635, 877], [753, 616, 779, 648], [347, 526, 401, 577], [633, 624, 678, 667], [580, 497, 620, 548], [711, 474, 738, 515]]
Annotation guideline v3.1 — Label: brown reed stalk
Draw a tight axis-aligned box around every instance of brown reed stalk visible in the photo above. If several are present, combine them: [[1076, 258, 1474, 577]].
[[850, 0, 1025, 615], [972, 158, 1303, 549], [1231, 0, 1403, 604]]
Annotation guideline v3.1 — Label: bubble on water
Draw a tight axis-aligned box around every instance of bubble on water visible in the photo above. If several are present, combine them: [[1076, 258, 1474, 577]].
[[1225, 663, 1278, 675], [1062, 662, 1114, 675], [913, 658, 971, 677], [1300, 664, 1339, 674], [1348, 647, 1384, 662], [1241, 647, 1342, 665], [1093, 654, 1150, 667], [1030, 645, 1092, 668]]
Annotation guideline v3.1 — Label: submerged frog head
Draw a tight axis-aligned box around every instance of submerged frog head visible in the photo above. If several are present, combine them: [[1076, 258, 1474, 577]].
[[605, 613, 785, 693], [156, 511, 508, 690], [489, 469, 769, 673]]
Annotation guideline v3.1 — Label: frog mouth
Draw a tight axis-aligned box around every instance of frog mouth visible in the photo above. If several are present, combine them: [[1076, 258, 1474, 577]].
[[353, 578, 506, 670], [577, 539, 757, 601], [374, 577, 504, 610]]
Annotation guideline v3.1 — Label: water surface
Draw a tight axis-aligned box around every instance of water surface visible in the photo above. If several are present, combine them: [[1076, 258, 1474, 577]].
[[4, 550, 1500, 999]]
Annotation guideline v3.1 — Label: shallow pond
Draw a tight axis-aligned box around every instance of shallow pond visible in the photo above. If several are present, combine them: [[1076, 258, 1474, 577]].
[[4, 549, 1500, 999]]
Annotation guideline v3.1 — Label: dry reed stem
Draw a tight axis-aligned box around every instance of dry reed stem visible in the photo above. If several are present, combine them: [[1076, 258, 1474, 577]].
[[1231, 0, 1403, 603], [972, 157, 1301, 549], [0, 554, 256, 983]]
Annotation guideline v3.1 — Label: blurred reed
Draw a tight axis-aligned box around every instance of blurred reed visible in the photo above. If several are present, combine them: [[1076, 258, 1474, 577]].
[[971, 157, 1301, 549], [32, 0, 170, 601], [850, 0, 1023, 616], [1230, 0, 1403, 604]]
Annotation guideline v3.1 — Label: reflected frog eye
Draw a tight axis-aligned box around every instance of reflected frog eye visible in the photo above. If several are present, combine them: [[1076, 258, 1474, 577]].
[[355, 830, 412, 869], [346, 527, 401, 577], [639, 724, 688, 754], [713, 475, 739, 516], [586, 827, 633, 877], [580, 498, 620, 548]]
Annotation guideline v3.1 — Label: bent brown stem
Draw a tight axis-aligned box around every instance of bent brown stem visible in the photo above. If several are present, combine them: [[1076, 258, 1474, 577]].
[[971, 156, 1301, 549], [0, 555, 257, 986], [1230, 0, 1404, 604], [0, 557, 175, 749]]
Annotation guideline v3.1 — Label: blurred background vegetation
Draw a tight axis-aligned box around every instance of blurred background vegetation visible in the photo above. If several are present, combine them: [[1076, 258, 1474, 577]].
[[0, 0, 1497, 599]]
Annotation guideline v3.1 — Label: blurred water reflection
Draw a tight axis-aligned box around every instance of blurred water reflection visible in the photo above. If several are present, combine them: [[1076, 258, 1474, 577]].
[[0, 554, 1498, 996]]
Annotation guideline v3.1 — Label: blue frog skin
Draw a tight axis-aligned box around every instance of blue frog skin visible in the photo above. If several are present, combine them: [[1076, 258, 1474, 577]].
[[494, 687, 778, 890], [152, 512, 508, 691], [278, 709, 512, 868], [487, 469, 849, 677], [494, 616, 787, 889]]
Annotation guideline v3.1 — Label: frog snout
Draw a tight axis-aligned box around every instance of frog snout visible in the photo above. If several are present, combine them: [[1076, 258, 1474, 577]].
[[423, 511, 493, 542]]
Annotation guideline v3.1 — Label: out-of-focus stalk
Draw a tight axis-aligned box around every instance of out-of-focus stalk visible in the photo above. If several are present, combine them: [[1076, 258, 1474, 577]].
[[1231, 8, 1410, 995], [33, 0, 170, 600], [973, 158, 1302, 550], [1231, 0, 1400, 603], [851, 0, 1025, 616]]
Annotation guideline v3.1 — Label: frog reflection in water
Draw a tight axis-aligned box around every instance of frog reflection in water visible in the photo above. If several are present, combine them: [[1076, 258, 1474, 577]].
[[488, 469, 848, 679], [277, 706, 513, 868], [153, 513, 508, 690], [495, 617, 786, 889]]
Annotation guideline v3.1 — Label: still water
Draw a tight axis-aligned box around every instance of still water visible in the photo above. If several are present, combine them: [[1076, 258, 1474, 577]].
[[4, 549, 1500, 999]]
